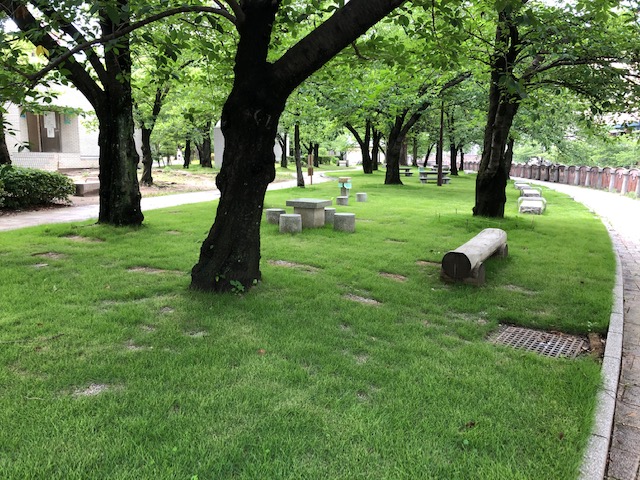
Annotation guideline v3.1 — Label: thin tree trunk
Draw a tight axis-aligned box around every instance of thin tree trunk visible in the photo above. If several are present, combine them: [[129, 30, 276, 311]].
[[449, 143, 458, 176], [183, 139, 191, 168], [423, 142, 435, 167], [459, 149, 464, 172], [294, 123, 305, 187], [0, 112, 12, 165], [277, 133, 288, 168], [346, 121, 373, 174], [372, 128, 382, 171], [313, 143, 319, 167], [411, 136, 418, 167], [199, 121, 212, 168], [140, 126, 154, 185]]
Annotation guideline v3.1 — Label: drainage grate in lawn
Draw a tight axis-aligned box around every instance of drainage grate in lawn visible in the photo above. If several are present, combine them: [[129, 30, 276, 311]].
[[489, 325, 586, 358]]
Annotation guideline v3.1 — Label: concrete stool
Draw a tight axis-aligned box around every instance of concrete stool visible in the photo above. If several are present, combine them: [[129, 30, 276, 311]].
[[324, 207, 336, 226], [334, 213, 356, 233], [279, 214, 302, 233], [265, 208, 286, 224], [356, 192, 367, 202], [336, 196, 349, 206]]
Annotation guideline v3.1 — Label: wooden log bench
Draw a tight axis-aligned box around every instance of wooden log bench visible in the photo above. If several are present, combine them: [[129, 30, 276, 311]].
[[441, 228, 508, 285]]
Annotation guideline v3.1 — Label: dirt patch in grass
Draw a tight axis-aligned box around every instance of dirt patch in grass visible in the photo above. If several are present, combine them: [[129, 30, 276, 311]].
[[503, 284, 538, 295], [72, 383, 112, 397], [385, 238, 407, 244], [268, 259, 320, 273], [32, 252, 67, 260], [63, 235, 104, 243], [416, 260, 440, 268], [343, 293, 382, 306], [127, 266, 185, 275], [185, 330, 208, 338], [379, 272, 407, 282]]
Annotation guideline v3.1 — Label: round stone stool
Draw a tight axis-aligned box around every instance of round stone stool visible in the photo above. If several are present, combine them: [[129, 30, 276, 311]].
[[265, 208, 286, 224], [336, 196, 349, 206], [324, 207, 336, 226], [279, 214, 302, 233], [334, 213, 356, 233], [356, 192, 367, 202]]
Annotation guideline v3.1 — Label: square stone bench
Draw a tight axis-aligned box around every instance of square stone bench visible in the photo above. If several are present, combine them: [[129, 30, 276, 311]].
[[279, 214, 302, 233], [74, 181, 100, 196], [265, 208, 286, 224], [334, 213, 356, 233], [518, 197, 546, 214]]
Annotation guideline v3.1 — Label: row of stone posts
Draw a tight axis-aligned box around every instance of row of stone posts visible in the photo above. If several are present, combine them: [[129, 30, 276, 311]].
[[465, 162, 640, 197]]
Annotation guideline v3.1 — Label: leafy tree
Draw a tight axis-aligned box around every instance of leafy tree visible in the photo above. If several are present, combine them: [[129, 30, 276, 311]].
[[472, 0, 640, 217], [190, 0, 406, 292]]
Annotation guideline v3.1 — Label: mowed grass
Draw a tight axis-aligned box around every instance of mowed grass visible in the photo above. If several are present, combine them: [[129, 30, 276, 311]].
[[0, 171, 614, 479]]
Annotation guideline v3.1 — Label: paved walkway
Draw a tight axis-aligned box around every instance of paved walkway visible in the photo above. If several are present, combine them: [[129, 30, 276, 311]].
[[0, 175, 321, 232], [519, 179, 640, 480]]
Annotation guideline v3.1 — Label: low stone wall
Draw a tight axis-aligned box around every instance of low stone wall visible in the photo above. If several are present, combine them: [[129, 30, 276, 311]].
[[465, 161, 640, 197]]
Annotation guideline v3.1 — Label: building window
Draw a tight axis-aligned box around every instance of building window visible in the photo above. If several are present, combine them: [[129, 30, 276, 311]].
[[25, 111, 61, 152]]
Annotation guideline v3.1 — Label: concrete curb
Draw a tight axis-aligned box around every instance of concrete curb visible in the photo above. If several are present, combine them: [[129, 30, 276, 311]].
[[578, 232, 625, 479]]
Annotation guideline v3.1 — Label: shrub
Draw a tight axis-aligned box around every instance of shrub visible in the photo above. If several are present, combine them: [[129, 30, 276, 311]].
[[0, 165, 76, 209]]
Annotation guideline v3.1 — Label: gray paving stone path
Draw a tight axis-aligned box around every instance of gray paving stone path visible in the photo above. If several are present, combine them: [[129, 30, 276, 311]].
[[520, 179, 640, 480]]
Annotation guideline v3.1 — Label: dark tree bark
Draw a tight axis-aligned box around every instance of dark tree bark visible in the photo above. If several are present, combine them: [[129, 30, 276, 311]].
[[458, 149, 465, 172], [139, 86, 168, 185], [3, 0, 142, 225], [294, 123, 305, 187], [411, 136, 418, 167], [0, 112, 12, 165], [474, 6, 523, 217], [423, 142, 435, 167], [384, 116, 405, 184], [449, 143, 458, 176], [313, 143, 319, 167], [345, 120, 372, 173], [276, 132, 288, 168], [191, 0, 404, 292], [198, 121, 213, 168], [183, 139, 191, 168], [372, 127, 382, 171]]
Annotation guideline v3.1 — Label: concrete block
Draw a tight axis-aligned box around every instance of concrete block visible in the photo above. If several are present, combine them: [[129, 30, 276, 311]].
[[356, 192, 367, 202], [279, 214, 302, 234], [324, 207, 336, 226], [334, 213, 355, 233], [336, 196, 349, 206], [265, 208, 286, 224]]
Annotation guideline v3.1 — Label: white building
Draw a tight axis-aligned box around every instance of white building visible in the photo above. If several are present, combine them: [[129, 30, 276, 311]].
[[3, 85, 142, 171]]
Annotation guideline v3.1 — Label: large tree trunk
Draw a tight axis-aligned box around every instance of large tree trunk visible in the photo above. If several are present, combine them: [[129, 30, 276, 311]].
[[0, 112, 12, 165], [96, 91, 143, 225], [473, 7, 522, 217], [96, 7, 142, 226], [191, 0, 404, 293], [4, 0, 143, 225]]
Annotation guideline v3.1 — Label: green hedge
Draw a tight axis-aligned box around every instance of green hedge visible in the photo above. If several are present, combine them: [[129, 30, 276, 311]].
[[0, 165, 76, 209]]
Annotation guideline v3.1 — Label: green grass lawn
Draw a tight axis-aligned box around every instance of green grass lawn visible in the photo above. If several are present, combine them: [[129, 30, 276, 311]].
[[0, 171, 614, 479]]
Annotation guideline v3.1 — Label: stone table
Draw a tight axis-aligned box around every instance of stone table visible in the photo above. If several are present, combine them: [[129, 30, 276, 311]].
[[285, 198, 332, 228]]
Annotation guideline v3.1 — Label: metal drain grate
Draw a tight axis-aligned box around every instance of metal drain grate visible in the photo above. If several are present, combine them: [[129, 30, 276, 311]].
[[489, 325, 586, 358]]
